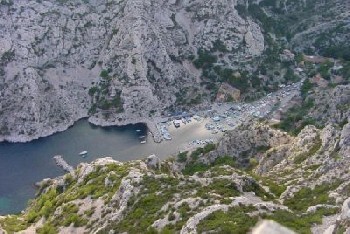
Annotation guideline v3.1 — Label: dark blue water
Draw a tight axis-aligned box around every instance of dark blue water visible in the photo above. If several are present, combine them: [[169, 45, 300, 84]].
[[0, 119, 148, 215]]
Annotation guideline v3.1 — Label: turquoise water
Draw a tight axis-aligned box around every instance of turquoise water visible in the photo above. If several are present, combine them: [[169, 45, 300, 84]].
[[0, 119, 148, 215]]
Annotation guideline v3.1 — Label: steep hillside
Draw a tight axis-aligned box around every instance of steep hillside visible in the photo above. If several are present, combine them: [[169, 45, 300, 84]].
[[0, 0, 264, 142], [0, 80, 349, 233], [0, 119, 349, 233], [1, 0, 349, 142]]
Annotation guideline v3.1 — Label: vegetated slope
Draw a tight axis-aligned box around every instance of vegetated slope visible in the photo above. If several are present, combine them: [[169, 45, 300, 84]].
[[1, 82, 349, 233], [1, 0, 349, 142]]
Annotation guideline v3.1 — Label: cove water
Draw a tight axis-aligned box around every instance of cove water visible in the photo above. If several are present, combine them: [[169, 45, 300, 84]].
[[0, 119, 148, 215]]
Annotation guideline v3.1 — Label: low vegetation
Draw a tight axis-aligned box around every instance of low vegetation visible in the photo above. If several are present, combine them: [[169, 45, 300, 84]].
[[294, 135, 322, 164], [88, 69, 124, 115], [182, 155, 235, 176], [262, 207, 339, 234], [196, 205, 258, 234], [284, 181, 342, 212], [273, 97, 318, 136], [0, 163, 130, 233]]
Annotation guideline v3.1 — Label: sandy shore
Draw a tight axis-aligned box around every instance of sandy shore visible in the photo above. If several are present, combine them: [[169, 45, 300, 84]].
[[112, 117, 225, 160]]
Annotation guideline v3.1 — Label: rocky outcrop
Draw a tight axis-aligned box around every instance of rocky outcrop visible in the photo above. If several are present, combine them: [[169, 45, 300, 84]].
[[208, 120, 291, 166], [181, 204, 229, 234], [309, 85, 350, 126], [53, 155, 74, 174], [341, 198, 350, 220], [146, 154, 161, 170], [252, 220, 295, 234]]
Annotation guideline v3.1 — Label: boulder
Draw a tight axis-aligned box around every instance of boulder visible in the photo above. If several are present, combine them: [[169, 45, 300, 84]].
[[252, 220, 295, 234], [146, 154, 161, 170], [341, 197, 350, 220]]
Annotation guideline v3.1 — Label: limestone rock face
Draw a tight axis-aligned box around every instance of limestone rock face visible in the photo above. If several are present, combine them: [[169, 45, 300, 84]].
[[252, 220, 295, 234], [0, 0, 264, 142], [341, 198, 350, 220], [339, 123, 350, 157], [216, 83, 241, 102], [209, 120, 291, 166]]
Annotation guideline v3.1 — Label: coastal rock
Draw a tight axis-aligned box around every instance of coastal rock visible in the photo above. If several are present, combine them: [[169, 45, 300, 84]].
[[146, 154, 161, 170], [77, 157, 121, 183], [53, 155, 74, 174]]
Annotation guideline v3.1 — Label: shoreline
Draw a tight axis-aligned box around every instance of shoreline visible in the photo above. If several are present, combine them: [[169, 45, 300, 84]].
[[0, 115, 163, 144], [0, 81, 302, 145]]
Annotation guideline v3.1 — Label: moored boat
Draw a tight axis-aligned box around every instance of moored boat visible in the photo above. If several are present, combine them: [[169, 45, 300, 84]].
[[79, 151, 88, 156]]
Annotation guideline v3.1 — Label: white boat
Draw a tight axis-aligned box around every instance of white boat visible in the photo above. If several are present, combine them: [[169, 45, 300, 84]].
[[79, 151, 88, 156], [136, 129, 141, 132], [140, 141, 146, 144]]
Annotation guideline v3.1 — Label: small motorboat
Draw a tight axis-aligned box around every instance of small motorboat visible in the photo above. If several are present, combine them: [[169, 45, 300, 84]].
[[140, 140, 146, 144], [136, 129, 141, 132], [79, 151, 88, 157]]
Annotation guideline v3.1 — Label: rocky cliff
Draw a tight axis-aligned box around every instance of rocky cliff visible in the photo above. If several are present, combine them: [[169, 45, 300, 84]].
[[1, 0, 349, 142], [0, 0, 265, 142]]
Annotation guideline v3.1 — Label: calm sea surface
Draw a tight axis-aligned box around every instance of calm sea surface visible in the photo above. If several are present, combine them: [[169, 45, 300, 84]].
[[0, 119, 149, 215]]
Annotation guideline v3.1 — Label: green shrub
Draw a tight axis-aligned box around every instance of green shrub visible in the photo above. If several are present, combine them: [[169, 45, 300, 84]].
[[263, 207, 339, 234], [62, 214, 88, 227], [182, 155, 236, 175], [196, 206, 257, 234], [182, 163, 209, 175], [88, 86, 99, 96], [212, 156, 236, 167], [100, 69, 109, 78], [108, 176, 180, 233], [189, 147, 204, 160], [203, 143, 216, 153], [242, 179, 273, 200], [193, 49, 217, 69], [284, 181, 342, 211], [200, 179, 241, 197], [300, 79, 313, 97], [36, 223, 57, 234], [273, 98, 317, 135], [0, 216, 28, 233], [211, 40, 228, 52], [177, 151, 188, 163]]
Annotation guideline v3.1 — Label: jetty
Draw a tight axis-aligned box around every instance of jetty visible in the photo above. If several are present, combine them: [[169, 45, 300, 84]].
[[53, 155, 74, 174]]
